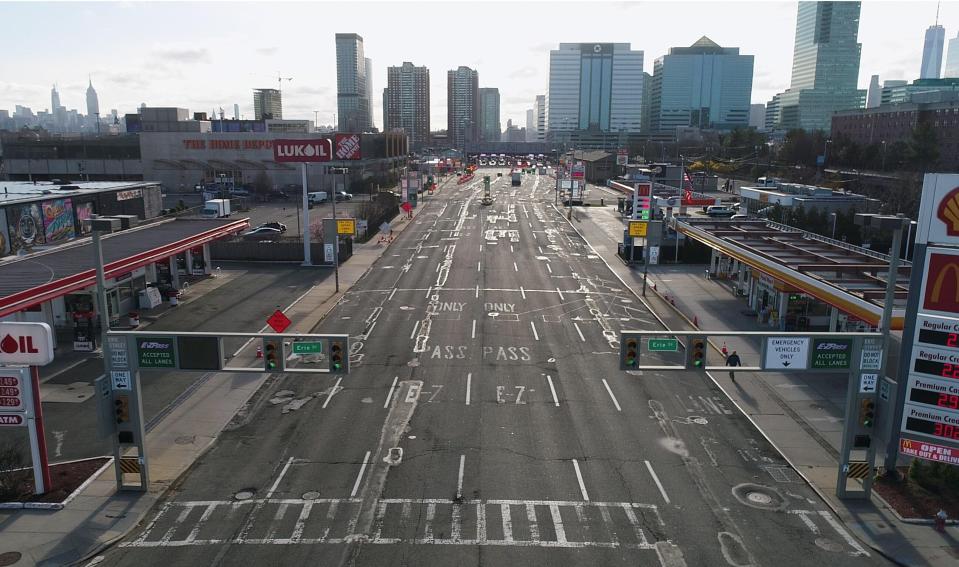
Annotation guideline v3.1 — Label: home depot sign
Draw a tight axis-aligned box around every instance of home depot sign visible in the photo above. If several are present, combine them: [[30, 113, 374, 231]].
[[0, 322, 55, 366]]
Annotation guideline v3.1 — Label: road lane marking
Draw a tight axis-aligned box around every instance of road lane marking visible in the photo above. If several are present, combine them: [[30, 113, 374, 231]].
[[573, 322, 585, 342], [184, 503, 218, 543], [572, 459, 590, 501], [475, 285, 480, 298], [388, 287, 397, 301], [538, 246, 543, 254], [530, 321, 539, 341], [351, 450, 372, 498], [525, 502, 540, 542], [457, 455, 465, 499], [556, 287, 565, 301], [546, 375, 559, 406], [549, 503, 567, 543], [425, 285, 432, 298], [384, 376, 398, 409], [510, 244, 514, 253], [645, 460, 670, 504], [513, 261, 519, 272], [322, 377, 342, 408], [520, 286, 527, 299], [602, 379, 622, 412], [479, 244, 483, 251], [266, 456, 294, 499], [409, 320, 420, 340], [817, 511, 870, 556], [466, 372, 472, 405], [476, 502, 488, 543], [471, 319, 477, 339], [501, 503, 514, 542], [546, 264, 553, 274], [423, 502, 437, 543]]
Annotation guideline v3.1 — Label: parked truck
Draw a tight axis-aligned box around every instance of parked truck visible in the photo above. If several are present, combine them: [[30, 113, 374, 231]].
[[511, 171, 522, 186], [202, 199, 231, 218]]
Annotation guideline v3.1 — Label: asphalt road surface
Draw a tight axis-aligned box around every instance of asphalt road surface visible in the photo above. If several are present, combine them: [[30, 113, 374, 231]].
[[101, 169, 883, 566]]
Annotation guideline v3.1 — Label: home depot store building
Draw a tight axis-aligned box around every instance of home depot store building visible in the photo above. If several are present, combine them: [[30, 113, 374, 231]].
[[140, 131, 408, 191]]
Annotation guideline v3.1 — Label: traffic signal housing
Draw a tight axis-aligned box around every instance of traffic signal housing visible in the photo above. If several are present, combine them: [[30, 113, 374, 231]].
[[688, 338, 707, 370], [264, 339, 283, 372], [859, 398, 876, 428], [329, 339, 348, 374], [115, 394, 130, 424], [620, 333, 640, 370]]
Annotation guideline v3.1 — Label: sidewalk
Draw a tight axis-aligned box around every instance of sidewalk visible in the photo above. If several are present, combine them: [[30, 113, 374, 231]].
[[570, 204, 956, 567], [0, 192, 438, 566]]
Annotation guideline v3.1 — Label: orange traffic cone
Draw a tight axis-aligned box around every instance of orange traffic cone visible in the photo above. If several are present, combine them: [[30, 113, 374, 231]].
[[256, 345, 263, 359]]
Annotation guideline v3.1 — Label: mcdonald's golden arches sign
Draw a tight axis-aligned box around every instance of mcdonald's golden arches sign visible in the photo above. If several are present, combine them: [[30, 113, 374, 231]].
[[920, 247, 959, 317]]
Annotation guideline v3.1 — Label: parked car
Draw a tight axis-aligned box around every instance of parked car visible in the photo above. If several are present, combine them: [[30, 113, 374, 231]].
[[706, 205, 736, 217], [335, 191, 353, 201], [230, 188, 251, 197], [731, 214, 749, 220], [254, 222, 287, 233], [241, 226, 283, 240]]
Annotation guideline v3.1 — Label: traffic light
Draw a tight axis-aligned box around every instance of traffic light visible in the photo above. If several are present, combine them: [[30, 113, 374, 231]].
[[115, 395, 130, 424], [620, 334, 640, 370], [859, 398, 876, 428], [264, 340, 282, 372], [688, 338, 706, 369], [329, 339, 348, 374]]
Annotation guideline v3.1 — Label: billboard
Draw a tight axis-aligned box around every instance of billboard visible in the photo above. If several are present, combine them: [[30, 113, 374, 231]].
[[916, 174, 959, 246], [335, 133, 362, 160], [272, 138, 332, 163], [75, 202, 95, 235], [41, 198, 75, 243], [6, 203, 46, 252]]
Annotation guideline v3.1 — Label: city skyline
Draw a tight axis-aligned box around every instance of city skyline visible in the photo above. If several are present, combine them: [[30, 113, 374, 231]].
[[2, 1, 957, 131]]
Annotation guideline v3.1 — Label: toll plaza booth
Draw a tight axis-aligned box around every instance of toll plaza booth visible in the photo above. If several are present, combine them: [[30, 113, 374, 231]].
[[0, 217, 249, 351], [671, 217, 909, 334]]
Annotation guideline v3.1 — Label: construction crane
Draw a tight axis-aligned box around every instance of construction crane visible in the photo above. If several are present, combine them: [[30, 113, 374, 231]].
[[276, 72, 293, 94]]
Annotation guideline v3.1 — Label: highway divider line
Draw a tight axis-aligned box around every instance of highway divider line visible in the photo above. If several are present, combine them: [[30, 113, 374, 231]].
[[546, 375, 560, 406], [602, 379, 622, 412], [466, 373, 472, 406], [351, 450, 372, 498], [266, 456, 294, 499], [322, 377, 343, 409], [572, 459, 590, 501], [387, 287, 397, 301], [456, 455, 465, 500], [383, 376, 398, 409], [644, 460, 670, 504]]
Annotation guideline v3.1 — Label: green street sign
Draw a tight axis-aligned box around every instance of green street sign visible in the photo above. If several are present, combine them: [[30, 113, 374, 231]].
[[292, 341, 323, 354], [648, 338, 678, 352], [136, 337, 176, 368], [810, 338, 852, 369]]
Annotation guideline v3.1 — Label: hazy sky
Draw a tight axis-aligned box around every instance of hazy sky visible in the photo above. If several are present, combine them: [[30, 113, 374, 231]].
[[1, 0, 956, 131]]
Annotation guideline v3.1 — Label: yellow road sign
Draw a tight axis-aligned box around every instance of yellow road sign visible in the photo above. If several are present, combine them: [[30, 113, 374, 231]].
[[628, 221, 648, 237], [336, 219, 356, 235]]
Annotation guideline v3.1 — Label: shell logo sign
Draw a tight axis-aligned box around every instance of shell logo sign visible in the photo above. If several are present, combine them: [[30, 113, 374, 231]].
[[937, 186, 959, 237], [921, 249, 959, 317]]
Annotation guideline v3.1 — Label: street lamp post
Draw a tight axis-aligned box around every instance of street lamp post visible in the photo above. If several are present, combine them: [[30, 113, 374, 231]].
[[329, 167, 349, 293]]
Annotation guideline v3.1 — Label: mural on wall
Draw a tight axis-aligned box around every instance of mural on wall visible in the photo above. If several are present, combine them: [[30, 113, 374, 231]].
[[75, 202, 95, 235], [7, 203, 46, 252], [41, 198, 76, 242], [0, 214, 10, 257]]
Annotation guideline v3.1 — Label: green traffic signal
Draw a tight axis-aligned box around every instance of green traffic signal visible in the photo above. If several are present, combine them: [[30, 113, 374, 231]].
[[330, 341, 344, 373], [265, 341, 278, 371]]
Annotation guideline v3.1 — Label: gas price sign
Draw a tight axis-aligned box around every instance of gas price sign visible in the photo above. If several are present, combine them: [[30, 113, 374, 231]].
[[902, 309, 959, 447]]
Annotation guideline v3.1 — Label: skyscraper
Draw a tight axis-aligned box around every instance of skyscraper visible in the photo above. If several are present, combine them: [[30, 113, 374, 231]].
[[447, 66, 479, 148], [86, 78, 99, 117], [766, 1, 865, 131], [51, 84, 60, 112], [533, 94, 546, 141], [336, 33, 372, 132], [749, 104, 766, 129], [234, 104, 240, 120], [921, 25, 946, 79], [365, 57, 375, 130], [478, 88, 500, 142], [866, 74, 881, 108], [944, 32, 959, 78], [648, 36, 753, 133], [525, 109, 535, 141], [384, 62, 430, 148], [545, 43, 644, 136], [253, 88, 282, 120]]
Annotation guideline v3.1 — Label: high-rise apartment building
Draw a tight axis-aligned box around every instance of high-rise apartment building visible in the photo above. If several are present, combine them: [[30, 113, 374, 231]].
[[866, 74, 881, 108], [86, 78, 99, 117], [365, 57, 375, 130], [648, 36, 753, 133], [921, 25, 946, 79], [253, 88, 282, 120], [478, 88, 500, 142], [383, 62, 431, 148], [336, 33, 372, 132], [749, 104, 766, 129], [945, 32, 959, 78], [533, 94, 546, 141], [766, 1, 865, 131], [447, 66, 479, 148], [546, 43, 644, 135]]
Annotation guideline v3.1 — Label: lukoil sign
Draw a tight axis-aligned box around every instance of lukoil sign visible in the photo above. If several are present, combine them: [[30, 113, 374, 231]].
[[272, 139, 333, 163], [0, 322, 55, 366]]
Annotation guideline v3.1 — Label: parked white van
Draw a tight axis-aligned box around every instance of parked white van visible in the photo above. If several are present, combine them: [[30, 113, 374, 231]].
[[308, 191, 329, 204]]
